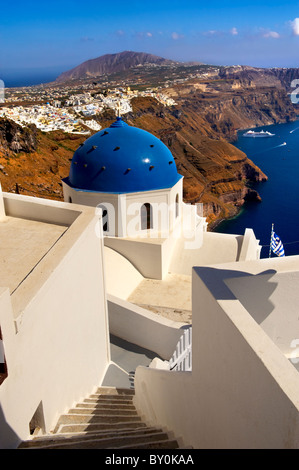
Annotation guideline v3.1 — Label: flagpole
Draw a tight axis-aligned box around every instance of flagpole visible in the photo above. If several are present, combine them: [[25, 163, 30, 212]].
[[269, 223, 274, 258]]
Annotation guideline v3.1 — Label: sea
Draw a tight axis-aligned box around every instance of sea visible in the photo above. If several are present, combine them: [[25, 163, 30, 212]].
[[1, 66, 72, 88], [215, 120, 299, 259]]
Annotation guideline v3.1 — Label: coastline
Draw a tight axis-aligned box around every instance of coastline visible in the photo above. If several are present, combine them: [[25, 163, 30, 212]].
[[208, 218, 225, 232], [208, 206, 244, 232], [209, 117, 299, 232], [228, 115, 299, 144], [209, 117, 299, 258]]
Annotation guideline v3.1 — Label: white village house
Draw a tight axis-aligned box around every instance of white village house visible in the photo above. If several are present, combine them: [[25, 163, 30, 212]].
[[0, 117, 299, 449]]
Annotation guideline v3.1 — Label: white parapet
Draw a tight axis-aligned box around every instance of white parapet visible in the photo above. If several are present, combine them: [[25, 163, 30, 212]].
[[0, 183, 6, 221]]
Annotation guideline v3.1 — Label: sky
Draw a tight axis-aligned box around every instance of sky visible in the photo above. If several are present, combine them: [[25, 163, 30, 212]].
[[2, 0, 299, 84]]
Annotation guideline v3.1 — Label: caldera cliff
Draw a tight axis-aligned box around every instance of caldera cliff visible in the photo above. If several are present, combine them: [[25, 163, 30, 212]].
[[0, 76, 296, 227]]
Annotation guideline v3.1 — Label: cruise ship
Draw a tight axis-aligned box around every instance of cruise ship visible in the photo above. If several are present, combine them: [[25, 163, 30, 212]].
[[243, 130, 275, 137]]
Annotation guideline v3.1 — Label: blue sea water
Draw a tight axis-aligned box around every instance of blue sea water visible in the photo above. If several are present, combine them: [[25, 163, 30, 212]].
[[215, 120, 299, 258], [1, 66, 72, 88]]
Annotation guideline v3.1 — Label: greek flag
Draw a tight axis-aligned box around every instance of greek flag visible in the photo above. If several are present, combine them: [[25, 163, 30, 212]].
[[271, 232, 285, 257]]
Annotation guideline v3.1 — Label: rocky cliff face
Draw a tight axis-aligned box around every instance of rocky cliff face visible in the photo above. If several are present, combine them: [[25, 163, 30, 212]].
[[165, 82, 296, 142], [0, 122, 84, 199], [0, 119, 37, 154], [270, 68, 299, 92], [120, 95, 269, 225]]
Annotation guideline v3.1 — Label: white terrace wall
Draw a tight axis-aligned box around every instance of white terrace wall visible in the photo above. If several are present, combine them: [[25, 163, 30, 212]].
[[103, 247, 144, 300], [225, 269, 299, 358], [4, 192, 81, 226], [104, 236, 164, 280], [190, 266, 299, 448], [104, 204, 204, 282], [0, 184, 5, 221], [238, 228, 262, 261], [134, 260, 299, 448], [0, 196, 110, 449], [107, 294, 184, 360]]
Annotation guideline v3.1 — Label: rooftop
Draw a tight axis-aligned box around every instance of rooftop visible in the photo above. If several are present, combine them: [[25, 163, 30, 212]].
[[128, 272, 192, 324], [0, 216, 68, 294], [194, 255, 299, 372]]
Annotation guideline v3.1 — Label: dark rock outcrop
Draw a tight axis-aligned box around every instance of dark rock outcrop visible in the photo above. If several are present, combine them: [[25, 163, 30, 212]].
[[0, 119, 37, 153]]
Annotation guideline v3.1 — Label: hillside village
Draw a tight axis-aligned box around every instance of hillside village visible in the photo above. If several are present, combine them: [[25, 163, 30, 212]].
[[0, 85, 177, 134]]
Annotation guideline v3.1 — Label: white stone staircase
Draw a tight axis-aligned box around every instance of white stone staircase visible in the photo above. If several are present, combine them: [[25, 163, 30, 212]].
[[18, 387, 180, 449]]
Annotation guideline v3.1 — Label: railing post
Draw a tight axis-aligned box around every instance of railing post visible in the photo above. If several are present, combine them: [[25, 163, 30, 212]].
[[169, 327, 192, 372]]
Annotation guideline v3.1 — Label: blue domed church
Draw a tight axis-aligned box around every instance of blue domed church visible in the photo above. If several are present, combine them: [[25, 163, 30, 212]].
[[63, 117, 184, 238]]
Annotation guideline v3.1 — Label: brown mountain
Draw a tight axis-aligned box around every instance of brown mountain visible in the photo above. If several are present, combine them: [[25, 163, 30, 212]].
[[56, 51, 179, 82]]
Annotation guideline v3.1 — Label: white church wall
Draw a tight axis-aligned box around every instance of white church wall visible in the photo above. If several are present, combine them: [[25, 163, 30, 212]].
[[124, 188, 172, 238], [63, 178, 184, 239], [134, 259, 299, 449], [62, 184, 120, 236], [169, 178, 184, 232], [0, 196, 110, 448]]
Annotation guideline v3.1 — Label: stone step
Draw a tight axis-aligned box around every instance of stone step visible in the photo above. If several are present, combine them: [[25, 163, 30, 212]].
[[19, 426, 165, 448], [75, 402, 136, 411], [18, 386, 181, 450], [96, 387, 135, 396], [57, 420, 148, 434], [114, 439, 180, 450], [82, 398, 134, 406], [88, 395, 134, 402], [20, 431, 171, 450], [69, 407, 138, 416], [56, 413, 142, 426]]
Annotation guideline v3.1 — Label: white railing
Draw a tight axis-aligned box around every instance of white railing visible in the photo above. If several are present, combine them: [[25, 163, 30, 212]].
[[169, 327, 192, 371]]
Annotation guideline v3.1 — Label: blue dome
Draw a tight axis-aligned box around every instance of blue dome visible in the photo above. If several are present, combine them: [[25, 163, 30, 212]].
[[65, 117, 182, 193]]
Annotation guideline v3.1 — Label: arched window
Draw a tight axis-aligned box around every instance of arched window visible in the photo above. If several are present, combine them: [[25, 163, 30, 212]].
[[102, 209, 108, 232], [175, 194, 179, 218], [99, 205, 109, 232], [68, 196, 72, 203], [141, 203, 153, 230]]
